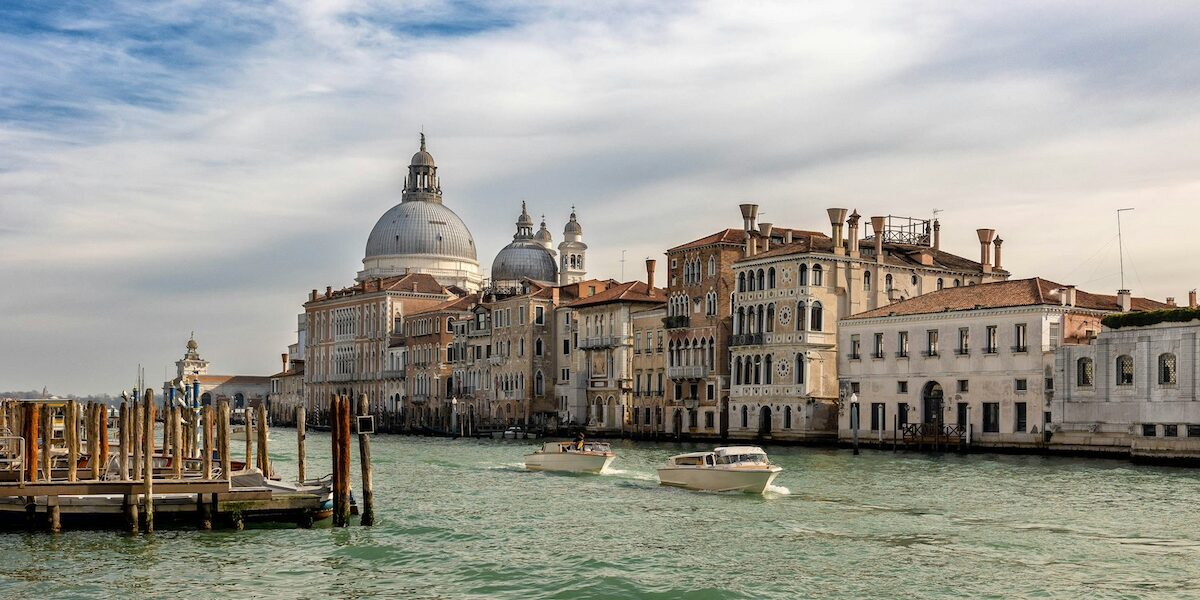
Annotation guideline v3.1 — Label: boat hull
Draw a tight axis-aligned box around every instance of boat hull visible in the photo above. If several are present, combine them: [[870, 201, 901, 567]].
[[524, 452, 614, 474], [657, 466, 782, 493]]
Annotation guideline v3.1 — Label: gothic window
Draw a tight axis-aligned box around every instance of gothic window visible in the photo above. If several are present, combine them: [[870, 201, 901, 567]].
[[1116, 355, 1134, 386], [535, 371, 544, 395], [768, 267, 776, 289], [754, 355, 762, 385], [810, 301, 824, 332], [708, 256, 716, 277], [885, 274, 893, 291], [796, 301, 806, 331], [738, 272, 746, 293], [812, 265, 824, 286], [766, 304, 776, 333], [1159, 353, 1178, 385], [535, 338, 543, 356], [796, 353, 805, 385], [756, 269, 765, 290], [765, 355, 773, 384], [863, 271, 871, 291], [799, 264, 808, 286]]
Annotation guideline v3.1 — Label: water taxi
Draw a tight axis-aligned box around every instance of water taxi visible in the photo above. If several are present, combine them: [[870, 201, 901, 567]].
[[524, 441, 615, 474], [657, 446, 782, 493]]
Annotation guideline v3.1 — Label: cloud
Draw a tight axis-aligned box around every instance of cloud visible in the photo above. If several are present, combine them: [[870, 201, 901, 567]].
[[2, 0, 1200, 393]]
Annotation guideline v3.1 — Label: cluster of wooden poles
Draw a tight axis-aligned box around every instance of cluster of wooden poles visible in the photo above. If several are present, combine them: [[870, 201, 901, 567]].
[[327, 394, 374, 527], [0, 390, 270, 533]]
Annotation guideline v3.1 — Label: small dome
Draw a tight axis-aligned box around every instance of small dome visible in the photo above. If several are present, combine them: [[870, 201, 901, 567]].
[[564, 208, 582, 235], [535, 217, 552, 243], [492, 242, 557, 283], [411, 150, 435, 167], [186, 338, 198, 351]]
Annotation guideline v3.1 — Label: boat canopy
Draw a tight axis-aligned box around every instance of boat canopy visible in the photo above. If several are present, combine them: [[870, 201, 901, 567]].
[[714, 446, 767, 457]]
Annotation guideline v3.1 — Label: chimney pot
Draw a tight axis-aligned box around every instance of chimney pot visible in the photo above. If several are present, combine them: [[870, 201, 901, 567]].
[[325, 286, 333, 298], [739, 203, 759, 232], [1117, 289, 1132, 312], [282, 353, 289, 372], [847, 211, 861, 255], [784, 230, 793, 244], [1065, 285, 1077, 307], [758, 222, 774, 251], [1189, 289, 1198, 309], [1167, 297, 1176, 307], [976, 228, 996, 272], [827, 208, 848, 253], [932, 219, 941, 251], [870, 216, 886, 263], [993, 237, 1004, 271], [645, 258, 657, 290]]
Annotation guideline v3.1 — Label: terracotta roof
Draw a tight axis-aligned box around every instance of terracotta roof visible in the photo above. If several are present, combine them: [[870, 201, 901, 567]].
[[190, 375, 272, 385], [668, 228, 827, 253], [269, 367, 304, 379], [567, 281, 666, 308], [743, 235, 1000, 275], [308, 272, 447, 304], [412, 293, 479, 315], [846, 278, 1169, 320]]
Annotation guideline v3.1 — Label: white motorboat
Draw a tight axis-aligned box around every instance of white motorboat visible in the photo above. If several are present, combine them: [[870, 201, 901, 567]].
[[657, 446, 782, 494], [524, 441, 615, 474]]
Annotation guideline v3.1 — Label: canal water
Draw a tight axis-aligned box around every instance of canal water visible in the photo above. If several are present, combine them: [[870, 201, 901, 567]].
[[2, 432, 1199, 599]]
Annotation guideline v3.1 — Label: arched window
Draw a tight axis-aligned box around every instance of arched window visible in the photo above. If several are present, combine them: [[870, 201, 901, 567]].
[[734, 356, 742, 384], [1077, 358, 1094, 387], [768, 267, 776, 289], [755, 306, 764, 333], [784, 406, 793, 429], [810, 301, 823, 332], [1116, 355, 1134, 386], [796, 353, 805, 385], [937, 278, 944, 290], [796, 300, 806, 331], [757, 269, 765, 290], [799, 264, 808, 286], [885, 274, 894, 291], [765, 355, 773, 384], [708, 256, 716, 276], [1159, 353, 1178, 385], [754, 355, 762, 385], [953, 279, 961, 287], [766, 304, 775, 333], [736, 306, 746, 334], [738, 272, 746, 292], [708, 336, 715, 368], [741, 405, 748, 428], [911, 274, 919, 286], [535, 338, 543, 356], [863, 271, 871, 291], [535, 371, 544, 395], [812, 265, 824, 286]]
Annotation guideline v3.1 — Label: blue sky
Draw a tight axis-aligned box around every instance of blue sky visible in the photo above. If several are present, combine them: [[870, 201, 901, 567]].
[[3, 1, 1200, 394]]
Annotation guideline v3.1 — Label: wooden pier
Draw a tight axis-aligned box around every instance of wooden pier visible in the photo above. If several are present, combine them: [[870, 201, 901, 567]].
[[0, 392, 336, 532]]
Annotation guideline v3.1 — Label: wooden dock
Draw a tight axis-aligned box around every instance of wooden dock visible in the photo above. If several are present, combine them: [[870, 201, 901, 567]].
[[0, 393, 335, 532]]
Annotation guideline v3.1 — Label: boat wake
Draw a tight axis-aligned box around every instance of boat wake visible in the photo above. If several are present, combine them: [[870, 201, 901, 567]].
[[765, 483, 791, 496], [602, 468, 656, 482]]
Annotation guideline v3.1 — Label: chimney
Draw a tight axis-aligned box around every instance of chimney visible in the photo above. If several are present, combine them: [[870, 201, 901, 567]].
[[847, 211, 861, 256], [993, 237, 1004, 271], [1190, 289, 1197, 309], [281, 353, 289, 372], [310, 289, 318, 302], [1117, 289, 1132, 312], [827, 208, 848, 255], [1064, 285, 1077, 307], [759, 222, 774, 251], [739, 203, 759, 232], [870, 216, 886, 263], [932, 219, 941, 251], [645, 258, 656, 290], [325, 286, 333, 298], [1167, 297, 1177, 307], [976, 229, 996, 272], [784, 230, 793, 244], [551, 286, 560, 305], [744, 231, 753, 257]]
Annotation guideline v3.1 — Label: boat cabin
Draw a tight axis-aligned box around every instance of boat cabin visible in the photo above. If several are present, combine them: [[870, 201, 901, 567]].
[[713, 446, 769, 466], [543, 441, 612, 454]]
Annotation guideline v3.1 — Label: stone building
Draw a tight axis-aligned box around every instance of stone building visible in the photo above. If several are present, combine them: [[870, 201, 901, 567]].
[[728, 205, 1011, 441], [553, 280, 613, 426], [838, 278, 1165, 448], [303, 273, 451, 417], [403, 294, 477, 431], [164, 335, 270, 408], [1054, 299, 1199, 460], [566, 261, 665, 434], [663, 224, 815, 438], [631, 302, 667, 436], [357, 135, 484, 291], [268, 352, 305, 423]]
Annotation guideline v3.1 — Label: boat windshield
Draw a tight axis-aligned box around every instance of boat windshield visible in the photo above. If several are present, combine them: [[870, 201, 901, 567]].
[[715, 453, 768, 466]]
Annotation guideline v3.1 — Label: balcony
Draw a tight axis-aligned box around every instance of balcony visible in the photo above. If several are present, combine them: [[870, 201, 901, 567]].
[[663, 315, 690, 329], [729, 333, 764, 347], [411, 394, 429, 404], [382, 369, 407, 379], [668, 365, 709, 380], [1011, 345, 1028, 354], [487, 356, 504, 366], [579, 335, 629, 349]]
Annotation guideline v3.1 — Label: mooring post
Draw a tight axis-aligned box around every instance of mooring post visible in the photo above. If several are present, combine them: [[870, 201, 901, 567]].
[[118, 401, 130, 480], [243, 406, 252, 467], [143, 389, 155, 533], [219, 401, 232, 478], [66, 400, 78, 482], [357, 395, 375, 526], [202, 405, 213, 480], [172, 406, 184, 479], [330, 395, 343, 526], [41, 403, 52, 482], [91, 403, 102, 480], [27, 402, 40, 483], [296, 405, 306, 484], [256, 403, 270, 478], [47, 495, 61, 534], [132, 402, 143, 481], [339, 395, 352, 526]]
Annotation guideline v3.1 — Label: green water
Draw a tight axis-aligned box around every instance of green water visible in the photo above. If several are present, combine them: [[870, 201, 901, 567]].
[[2, 432, 1199, 599]]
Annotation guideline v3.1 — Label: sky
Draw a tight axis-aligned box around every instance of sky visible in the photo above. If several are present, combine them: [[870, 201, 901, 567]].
[[3, 0, 1200, 394]]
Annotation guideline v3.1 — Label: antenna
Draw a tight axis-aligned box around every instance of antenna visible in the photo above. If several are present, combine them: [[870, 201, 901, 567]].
[[932, 208, 942, 219], [1117, 208, 1135, 290], [620, 250, 627, 280]]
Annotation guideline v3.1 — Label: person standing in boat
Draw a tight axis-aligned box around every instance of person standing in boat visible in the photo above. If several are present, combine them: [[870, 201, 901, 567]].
[[573, 431, 585, 451]]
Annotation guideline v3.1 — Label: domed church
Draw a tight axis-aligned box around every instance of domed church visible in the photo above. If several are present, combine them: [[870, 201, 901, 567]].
[[357, 135, 484, 291], [490, 203, 588, 287]]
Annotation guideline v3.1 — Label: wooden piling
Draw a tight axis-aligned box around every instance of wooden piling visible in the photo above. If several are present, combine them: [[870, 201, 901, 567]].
[[26, 402, 39, 483], [296, 405, 306, 484], [357, 395, 375, 527], [118, 401, 130, 480], [132, 402, 143, 481], [40, 403, 52, 483], [202, 405, 213, 480], [243, 406, 252, 467], [219, 401, 232, 480], [256, 404, 270, 478], [172, 406, 183, 479], [89, 403, 101, 480], [330, 395, 343, 527], [99, 403, 109, 478], [66, 400, 78, 483], [143, 389, 155, 533], [338, 395, 352, 527], [47, 496, 61, 533]]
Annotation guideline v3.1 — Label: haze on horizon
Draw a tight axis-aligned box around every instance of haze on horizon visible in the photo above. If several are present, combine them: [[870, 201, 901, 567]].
[[3, 1, 1200, 395]]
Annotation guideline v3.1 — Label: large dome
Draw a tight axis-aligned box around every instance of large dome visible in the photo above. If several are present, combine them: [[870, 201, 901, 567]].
[[492, 242, 557, 283], [365, 201, 477, 260]]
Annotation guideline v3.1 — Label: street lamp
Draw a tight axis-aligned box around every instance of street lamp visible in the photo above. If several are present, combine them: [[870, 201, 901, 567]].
[[850, 392, 860, 455]]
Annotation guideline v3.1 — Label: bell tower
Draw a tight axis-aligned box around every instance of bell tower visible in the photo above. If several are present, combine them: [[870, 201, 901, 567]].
[[558, 207, 588, 285]]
